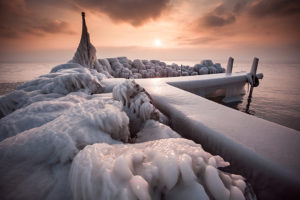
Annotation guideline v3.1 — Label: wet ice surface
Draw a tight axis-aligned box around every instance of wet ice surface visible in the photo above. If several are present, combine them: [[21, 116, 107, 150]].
[[0, 63, 250, 200]]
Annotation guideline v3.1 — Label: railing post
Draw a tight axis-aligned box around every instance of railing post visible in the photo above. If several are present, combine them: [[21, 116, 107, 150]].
[[226, 57, 234, 74], [246, 57, 259, 113], [251, 57, 259, 78]]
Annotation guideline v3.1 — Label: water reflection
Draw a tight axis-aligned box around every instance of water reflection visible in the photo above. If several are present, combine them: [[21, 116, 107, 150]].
[[208, 96, 255, 115]]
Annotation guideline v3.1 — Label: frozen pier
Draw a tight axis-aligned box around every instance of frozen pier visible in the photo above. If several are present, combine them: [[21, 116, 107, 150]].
[[103, 69, 300, 199]]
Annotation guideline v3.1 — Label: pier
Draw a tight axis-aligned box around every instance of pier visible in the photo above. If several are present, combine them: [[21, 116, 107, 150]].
[[103, 64, 300, 199]]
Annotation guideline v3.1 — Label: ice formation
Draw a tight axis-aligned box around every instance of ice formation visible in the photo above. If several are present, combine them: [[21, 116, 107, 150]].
[[113, 79, 169, 135], [70, 138, 246, 200], [135, 120, 181, 143], [0, 66, 104, 118], [0, 95, 129, 200], [70, 12, 97, 69], [93, 57, 225, 79], [0, 12, 251, 200], [0, 66, 251, 200], [67, 14, 225, 80], [66, 11, 225, 80], [0, 92, 91, 142]]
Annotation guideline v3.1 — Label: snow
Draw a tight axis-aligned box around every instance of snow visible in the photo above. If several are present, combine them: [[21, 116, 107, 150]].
[[93, 57, 226, 79], [70, 138, 247, 200], [0, 93, 130, 199], [112, 79, 169, 135], [0, 66, 105, 118], [0, 12, 271, 200], [135, 120, 181, 143], [0, 64, 252, 199], [69, 13, 97, 68], [125, 74, 300, 200], [0, 92, 90, 142]]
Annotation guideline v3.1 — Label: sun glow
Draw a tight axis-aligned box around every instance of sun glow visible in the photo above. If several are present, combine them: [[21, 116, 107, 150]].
[[154, 39, 161, 47]]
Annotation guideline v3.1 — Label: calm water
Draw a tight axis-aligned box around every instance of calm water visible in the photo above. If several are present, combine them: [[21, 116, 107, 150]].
[[0, 61, 299, 131]]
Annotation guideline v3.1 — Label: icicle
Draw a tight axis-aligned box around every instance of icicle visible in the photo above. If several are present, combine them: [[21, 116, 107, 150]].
[[70, 12, 97, 68]]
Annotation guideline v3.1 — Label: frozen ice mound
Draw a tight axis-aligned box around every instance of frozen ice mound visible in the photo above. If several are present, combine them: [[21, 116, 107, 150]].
[[0, 92, 92, 142], [97, 57, 225, 79], [135, 120, 181, 143], [70, 138, 246, 200], [0, 65, 105, 118], [0, 96, 130, 200], [0, 76, 252, 200], [113, 79, 169, 136]]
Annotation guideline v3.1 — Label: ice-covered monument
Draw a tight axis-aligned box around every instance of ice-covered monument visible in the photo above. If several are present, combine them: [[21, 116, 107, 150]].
[[0, 12, 300, 200]]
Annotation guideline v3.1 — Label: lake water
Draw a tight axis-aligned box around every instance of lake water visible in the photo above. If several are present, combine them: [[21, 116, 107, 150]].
[[0, 60, 299, 131]]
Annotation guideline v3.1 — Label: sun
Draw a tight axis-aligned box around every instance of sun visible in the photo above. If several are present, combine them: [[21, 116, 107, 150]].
[[154, 39, 161, 47]]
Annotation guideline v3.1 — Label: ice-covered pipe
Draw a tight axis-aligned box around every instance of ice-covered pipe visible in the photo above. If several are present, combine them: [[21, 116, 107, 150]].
[[226, 57, 234, 74]]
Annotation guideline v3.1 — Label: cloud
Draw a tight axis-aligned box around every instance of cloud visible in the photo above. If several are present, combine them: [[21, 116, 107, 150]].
[[27, 20, 75, 36], [202, 13, 236, 27], [177, 0, 300, 48], [176, 36, 219, 45], [248, 0, 300, 17], [0, 0, 172, 38], [196, 0, 250, 28], [0, 0, 74, 38], [73, 0, 171, 26]]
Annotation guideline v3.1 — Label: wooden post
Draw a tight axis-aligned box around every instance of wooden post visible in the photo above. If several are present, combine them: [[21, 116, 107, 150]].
[[226, 57, 234, 74]]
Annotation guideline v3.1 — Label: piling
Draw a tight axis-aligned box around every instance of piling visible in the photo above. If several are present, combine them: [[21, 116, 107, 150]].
[[246, 57, 259, 113], [226, 57, 234, 74]]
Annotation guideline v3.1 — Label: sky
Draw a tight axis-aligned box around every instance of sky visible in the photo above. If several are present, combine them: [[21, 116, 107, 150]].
[[0, 0, 299, 63]]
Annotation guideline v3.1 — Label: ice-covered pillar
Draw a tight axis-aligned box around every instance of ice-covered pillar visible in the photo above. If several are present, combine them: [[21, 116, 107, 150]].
[[251, 57, 259, 78], [245, 57, 259, 112], [226, 57, 234, 74], [70, 12, 97, 68]]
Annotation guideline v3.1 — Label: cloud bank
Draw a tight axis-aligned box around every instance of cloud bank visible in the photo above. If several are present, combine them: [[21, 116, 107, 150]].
[[74, 0, 171, 26], [0, 0, 75, 38]]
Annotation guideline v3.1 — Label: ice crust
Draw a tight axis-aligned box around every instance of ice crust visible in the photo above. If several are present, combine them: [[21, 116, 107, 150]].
[[113, 80, 169, 135], [94, 57, 225, 79], [0, 66, 249, 199], [0, 92, 91, 142], [0, 66, 105, 118], [0, 93, 129, 199], [70, 138, 246, 200], [0, 12, 247, 199]]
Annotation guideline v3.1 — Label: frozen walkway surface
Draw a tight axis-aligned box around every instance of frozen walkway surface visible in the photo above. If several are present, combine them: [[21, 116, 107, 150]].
[[103, 72, 300, 200]]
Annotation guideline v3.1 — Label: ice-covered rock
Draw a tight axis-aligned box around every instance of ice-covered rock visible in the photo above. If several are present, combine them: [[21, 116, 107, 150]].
[[133, 59, 146, 70], [201, 60, 214, 67], [208, 66, 217, 74], [99, 58, 114, 75], [0, 92, 91, 142], [199, 66, 209, 75], [113, 80, 168, 135], [50, 63, 82, 73], [136, 120, 181, 143], [70, 138, 246, 200], [0, 96, 129, 200], [0, 66, 104, 118]]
